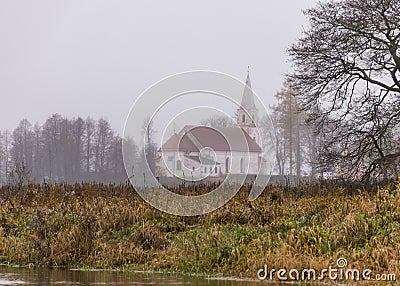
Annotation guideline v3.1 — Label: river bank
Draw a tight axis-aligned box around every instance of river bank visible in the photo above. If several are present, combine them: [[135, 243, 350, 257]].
[[0, 181, 399, 282]]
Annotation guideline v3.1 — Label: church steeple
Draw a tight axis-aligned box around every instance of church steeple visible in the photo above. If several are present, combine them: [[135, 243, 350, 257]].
[[237, 68, 260, 145], [241, 67, 257, 110]]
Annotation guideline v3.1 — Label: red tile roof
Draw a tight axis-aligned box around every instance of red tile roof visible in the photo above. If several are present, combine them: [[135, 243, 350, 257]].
[[160, 125, 261, 153], [159, 133, 199, 152]]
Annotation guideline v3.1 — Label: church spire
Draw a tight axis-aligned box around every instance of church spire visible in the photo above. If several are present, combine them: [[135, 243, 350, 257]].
[[241, 67, 257, 110], [237, 68, 260, 145]]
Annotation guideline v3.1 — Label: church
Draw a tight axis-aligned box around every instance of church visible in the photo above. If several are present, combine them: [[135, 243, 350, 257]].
[[156, 72, 264, 179]]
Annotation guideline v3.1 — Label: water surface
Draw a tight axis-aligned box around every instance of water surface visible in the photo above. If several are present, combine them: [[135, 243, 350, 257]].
[[0, 266, 284, 285]]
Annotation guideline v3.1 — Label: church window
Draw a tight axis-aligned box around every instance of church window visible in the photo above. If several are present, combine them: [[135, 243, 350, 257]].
[[242, 114, 245, 123]]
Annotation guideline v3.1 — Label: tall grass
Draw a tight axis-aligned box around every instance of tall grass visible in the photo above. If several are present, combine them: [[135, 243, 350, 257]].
[[0, 180, 399, 281]]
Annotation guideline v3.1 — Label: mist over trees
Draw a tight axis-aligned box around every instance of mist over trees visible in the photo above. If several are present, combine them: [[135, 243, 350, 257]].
[[2, 0, 399, 185], [288, 0, 400, 181], [0, 115, 138, 185], [254, 80, 320, 179]]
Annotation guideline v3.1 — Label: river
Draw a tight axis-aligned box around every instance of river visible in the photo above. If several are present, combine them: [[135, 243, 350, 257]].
[[0, 266, 288, 285]]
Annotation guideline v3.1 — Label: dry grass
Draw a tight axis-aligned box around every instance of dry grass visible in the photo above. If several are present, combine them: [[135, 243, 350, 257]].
[[0, 180, 399, 282]]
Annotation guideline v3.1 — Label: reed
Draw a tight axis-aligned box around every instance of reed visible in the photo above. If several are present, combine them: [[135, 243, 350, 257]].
[[0, 180, 399, 281]]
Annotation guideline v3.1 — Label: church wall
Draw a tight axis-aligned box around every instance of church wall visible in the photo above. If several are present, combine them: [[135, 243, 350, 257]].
[[157, 150, 263, 178], [157, 151, 222, 178], [215, 151, 261, 175]]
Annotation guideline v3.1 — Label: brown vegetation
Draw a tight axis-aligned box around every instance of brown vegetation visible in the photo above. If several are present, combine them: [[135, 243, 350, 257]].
[[0, 180, 399, 281]]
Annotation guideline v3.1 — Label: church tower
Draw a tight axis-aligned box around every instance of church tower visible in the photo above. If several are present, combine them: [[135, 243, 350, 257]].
[[237, 69, 260, 145]]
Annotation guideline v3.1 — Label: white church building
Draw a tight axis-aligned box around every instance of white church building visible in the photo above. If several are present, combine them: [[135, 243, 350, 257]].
[[156, 72, 264, 179]]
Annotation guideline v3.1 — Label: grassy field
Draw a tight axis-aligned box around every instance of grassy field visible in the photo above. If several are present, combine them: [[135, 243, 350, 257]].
[[0, 180, 399, 282]]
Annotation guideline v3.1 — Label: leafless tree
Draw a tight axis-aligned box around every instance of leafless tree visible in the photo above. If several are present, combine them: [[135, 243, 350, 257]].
[[288, 0, 400, 181], [201, 115, 236, 128], [32, 123, 43, 181], [0, 134, 10, 185], [3, 130, 10, 184], [270, 81, 308, 177], [1, 115, 136, 184], [259, 113, 285, 176], [71, 117, 84, 181], [123, 136, 139, 180], [8, 161, 31, 186], [141, 116, 158, 176], [11, 120, 33, 166], [94, 118, 113, 178], [42, 114, 62, 181], [0, 131, 3, 184], [83, 117, 95, 180]]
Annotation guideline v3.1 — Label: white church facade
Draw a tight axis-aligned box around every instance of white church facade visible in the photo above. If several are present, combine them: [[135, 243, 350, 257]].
[[156, 72, 264, 179]]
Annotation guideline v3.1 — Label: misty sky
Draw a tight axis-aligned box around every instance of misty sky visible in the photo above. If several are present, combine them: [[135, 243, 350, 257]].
[[0, 0, 317, 135]]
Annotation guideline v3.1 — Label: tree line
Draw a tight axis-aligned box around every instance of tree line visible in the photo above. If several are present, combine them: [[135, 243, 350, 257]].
[[0, 114, 138, 185], [2, 0, 398, 185]]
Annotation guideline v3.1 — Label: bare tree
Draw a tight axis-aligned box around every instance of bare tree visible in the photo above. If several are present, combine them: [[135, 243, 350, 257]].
[[2, 115, 132, 184], [259, 114, 285, 176], [32, 123, 43, 182], [271, 81, 307, 177], [8, 161, 31, 186], [83, 117, 95, 180], [0, 131, 3, 184], [123, 136, 139, 180], [141, 116, 157, 176], [42, 114, 62, 181], [201, 115, 236, 128], [94, 118, 113, 178], [71, 117, 84, 180], [302, 109, 321, 179], [11, 119, 34, 173], [288, 0, 400, 181], [4, 130, 10, 184]]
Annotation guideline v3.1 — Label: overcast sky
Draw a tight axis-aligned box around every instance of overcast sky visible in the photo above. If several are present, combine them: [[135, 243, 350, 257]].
[[0, 0, 317, 135]]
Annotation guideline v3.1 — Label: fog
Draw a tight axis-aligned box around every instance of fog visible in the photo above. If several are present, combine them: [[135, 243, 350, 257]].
[[0, 0, 317, 134]]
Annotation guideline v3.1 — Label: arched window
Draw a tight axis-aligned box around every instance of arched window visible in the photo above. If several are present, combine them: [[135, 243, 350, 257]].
[[240, 158, 244, 173], [225, 157, 229, 173], [204, 166, 207, 172], [242, 114, 245, 123], [176, 160, 182, 171], [215, 166, 218, 173]]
